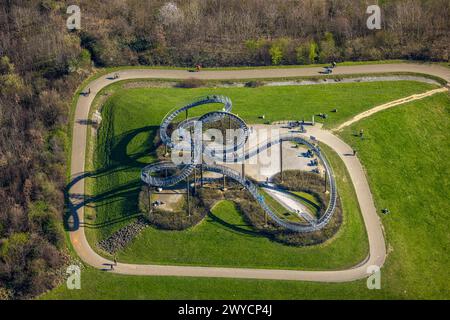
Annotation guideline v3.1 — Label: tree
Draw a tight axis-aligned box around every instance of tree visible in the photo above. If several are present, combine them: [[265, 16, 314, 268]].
[[269, 45, 283, 65], [296, 43, 312, 64], [269, 38, 292, 65], [319, 32, 338, 63], [309, 41, 319, 64], [0, 56, 14, 75]]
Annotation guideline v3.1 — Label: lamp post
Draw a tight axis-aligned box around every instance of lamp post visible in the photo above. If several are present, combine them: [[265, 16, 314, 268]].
[[200, 152, 203, 188], [241, 143, 245, 179], [147, 185, 152, 214], [280, 139, 283, 182], [193, 167, 197, 195], [186, 176, 191, 217], [222, 173, 226, 190]]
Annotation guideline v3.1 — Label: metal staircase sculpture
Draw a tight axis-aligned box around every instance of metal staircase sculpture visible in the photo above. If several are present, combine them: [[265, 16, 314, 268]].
[[141, 95, 337, 232]]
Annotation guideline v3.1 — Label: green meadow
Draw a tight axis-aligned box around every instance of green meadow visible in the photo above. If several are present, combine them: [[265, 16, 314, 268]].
[[43, 81, 450, 299]]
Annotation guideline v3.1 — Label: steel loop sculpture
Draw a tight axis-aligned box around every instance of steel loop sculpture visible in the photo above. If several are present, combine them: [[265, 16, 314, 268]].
[[141, 95, 337, 232]]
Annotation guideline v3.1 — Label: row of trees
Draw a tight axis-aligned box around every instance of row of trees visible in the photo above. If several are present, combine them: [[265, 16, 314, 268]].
[[245, 33, 334, 65], [0, 0, 448, 299]]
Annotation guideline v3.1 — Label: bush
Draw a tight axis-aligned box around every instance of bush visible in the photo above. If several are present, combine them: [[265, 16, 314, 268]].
[[28, 201, 64, 247], [244, 80, 264, 88], [319, 32, 338, 63], [296, 43, 311, 65], [175, 78, 206, 88], [309, 41, 319, 64], [0, 286, 12, 300], [269, 45, 283, 65]]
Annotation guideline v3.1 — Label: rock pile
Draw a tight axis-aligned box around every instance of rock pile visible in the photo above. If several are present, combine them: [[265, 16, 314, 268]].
[[98, 216, 149, 254]]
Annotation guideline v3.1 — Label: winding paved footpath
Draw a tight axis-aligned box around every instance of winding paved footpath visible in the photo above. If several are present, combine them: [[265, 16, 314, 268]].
[[69, 63, 449, 282]]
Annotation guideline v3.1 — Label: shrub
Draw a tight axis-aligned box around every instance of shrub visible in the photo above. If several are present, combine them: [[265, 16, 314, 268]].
[[296, 43, 311, 65], [175, 78, 205, 88], [269, 45, 283, 65], [244, 80, 264, 88], [309, 41, 319, 64], [0, 286, 12, 300], [319, 32, 338, 63]]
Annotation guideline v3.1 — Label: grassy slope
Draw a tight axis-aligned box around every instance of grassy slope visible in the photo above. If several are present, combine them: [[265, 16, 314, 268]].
[[45, 84, 450, 299], [258, 188, 304, 223], [41, 266, 386, 300], [118, 81, 435, 128], [338, 93, 450, 299], [44, 92, 450, 300]]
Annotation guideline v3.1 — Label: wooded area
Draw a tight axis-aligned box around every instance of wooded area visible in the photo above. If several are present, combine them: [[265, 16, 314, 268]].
[[0, 0, 448, 299], [79, 0, 449, 66]]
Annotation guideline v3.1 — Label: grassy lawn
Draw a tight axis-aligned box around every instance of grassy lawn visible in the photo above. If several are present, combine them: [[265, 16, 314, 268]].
[[50, 81, 450, 299], [44, 91, 450, 300], [42, 265, 393, 300], [120, 81, 435, 128], [337, 93, 450, 299]]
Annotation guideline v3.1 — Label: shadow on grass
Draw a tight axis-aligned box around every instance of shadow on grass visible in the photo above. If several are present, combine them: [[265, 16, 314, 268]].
[[207, 211, 261, 238], [81, 213, 143, 229], [110, 126, 157, 167], [64, 126, 157, 232]]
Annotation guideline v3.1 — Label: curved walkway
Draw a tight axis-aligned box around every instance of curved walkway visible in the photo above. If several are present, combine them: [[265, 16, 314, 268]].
[[68, 63, 449, 282]]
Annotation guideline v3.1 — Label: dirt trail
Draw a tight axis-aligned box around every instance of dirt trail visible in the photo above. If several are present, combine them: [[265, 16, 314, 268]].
[[334, 87, 449, 131]]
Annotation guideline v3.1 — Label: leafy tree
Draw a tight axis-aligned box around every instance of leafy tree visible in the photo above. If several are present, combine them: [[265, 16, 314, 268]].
[[309, 41, 319, 64], [269, 38, 291, 65], [296, 43, 311, 64], [0, 56, 14, 75], [269, 45, 283, 65], [319, 32, 338, 63]]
